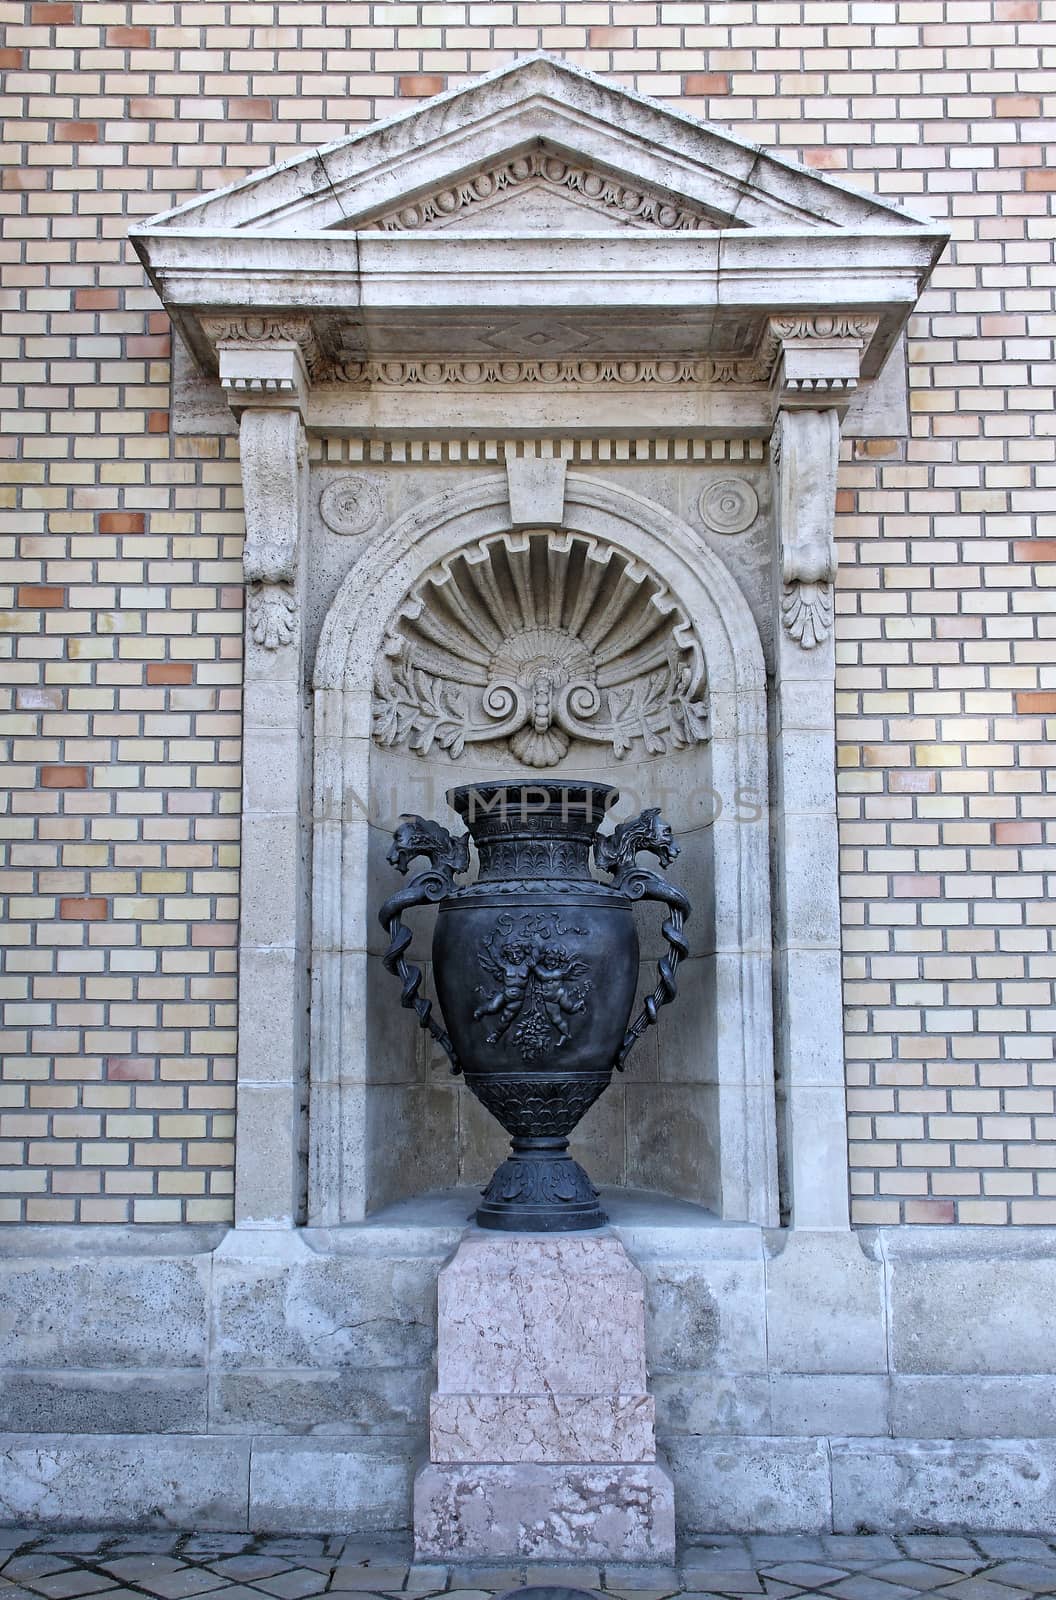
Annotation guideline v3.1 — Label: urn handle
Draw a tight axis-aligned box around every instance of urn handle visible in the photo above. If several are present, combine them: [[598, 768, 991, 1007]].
[[594, 808, 691, 1070], [378, 815, 470, 1074]]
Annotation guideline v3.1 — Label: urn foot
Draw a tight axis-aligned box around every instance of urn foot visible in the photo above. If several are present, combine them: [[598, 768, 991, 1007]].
[[476, 1135, 606, 1232]]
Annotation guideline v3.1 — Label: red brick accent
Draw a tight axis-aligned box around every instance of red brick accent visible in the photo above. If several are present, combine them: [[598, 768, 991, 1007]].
[[1025, 171, 1056, 191], [147, 311, 170, 335], [398, 75, 446, 97], [191, 923, 238, 946], [683, 73, 731, 94], [147, 411, 170, 434], [105, 25, 152, 46], [127, 334, 170, 358], [41, 766, 88, 788], [804, 148, 847, 170], [106, 1057, 156, 1080], [2, 169, 46, 191], [230, 97, 273, 118], [858, 438, 900, 458], [75, 288, 119, 310], [894, 874, 942, 897], [55, 122, 99, 143], [588, 26, 635, 46], [0, 48, 26, 67], [904, 1200, 957, 1224], [99, 512, 145, 534], [1014, 539, 1056, 561], [146, 663, 193, 686], [18, 584, 65, 607], [995, 0, 1038, 15], [60, 897, 108, 921], [129, 97, 172, 119], [31, 3, 74, 20], [835, 489, 855, 513], [995, 821, 1043, 845], [995, 96, 1040, 118], [1015, 691, 1056, 714]]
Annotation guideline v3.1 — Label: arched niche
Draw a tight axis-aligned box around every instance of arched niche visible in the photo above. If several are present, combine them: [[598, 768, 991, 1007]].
[[309, 472, 778, 1227]]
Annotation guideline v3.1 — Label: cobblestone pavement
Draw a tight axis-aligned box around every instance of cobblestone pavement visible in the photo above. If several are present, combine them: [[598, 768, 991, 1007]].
[[2, 1531, 1056, 1600]]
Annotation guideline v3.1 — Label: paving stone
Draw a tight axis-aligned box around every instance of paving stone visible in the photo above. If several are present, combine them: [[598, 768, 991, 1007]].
[[2, 1566, 73, 1584], [825, 1580, 919, 1600], [527, 1565, 603, 1588], [936, 1582, 1024, 1600], [902, 1547, 981, 1564], [975, 1546, 1056, 1564], [179, 1546, 254, 1561], [869, 1565, 968, 1591], [823, 1543, 901, 1563], [206, 1562, 288, 1582], [685, 1578, 764, 1595], [34, 1545, 113, 1559], [403, 1567, 450, 1592], [605, 1591, 681, 1600], [982, 1567, 1056, 1593], [100, 1561, 186, 1581], [102, 1542, 186, 1558], [761, 1566, 849, 1589], [752, 1543, 830, 1564], [329, 1570, 408, 1591], [134, 1573, 230, 1599], [603, 1569, 680, 1592], [254, 1547, 327, 1563], [23, 1578, 118, 1600], [436, 1591, 495, 1600], [249, 1574, 329, 1600], [683, 1550, 755, 1572]]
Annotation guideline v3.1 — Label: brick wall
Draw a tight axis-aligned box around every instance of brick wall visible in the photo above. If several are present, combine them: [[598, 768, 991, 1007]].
[[1, 1, 1053, 1224]]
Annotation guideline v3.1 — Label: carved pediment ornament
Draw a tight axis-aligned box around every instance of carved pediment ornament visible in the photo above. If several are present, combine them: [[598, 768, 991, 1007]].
[[363, 149, 725, 234], [329, 357, 763, 388], [372, 531, 709, 767]]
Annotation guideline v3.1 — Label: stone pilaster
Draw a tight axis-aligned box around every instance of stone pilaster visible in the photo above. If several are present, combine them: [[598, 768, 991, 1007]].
[[219, 333, 311, 1228], [769, 322, 861, 1230]]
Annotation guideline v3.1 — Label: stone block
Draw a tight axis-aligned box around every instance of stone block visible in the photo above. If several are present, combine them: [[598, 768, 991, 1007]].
[[0, 1246, 211, 1371], [0, 1372, 207, 1435], [830, 1440, 1056, 1534], [0, 1434, 249, 1528], [665, 1436, 832, 1534], [764, 1231, 886, 1373], [769, 1374, 889, 1437], [884, 1230, 1056, 1375], [212, 1230, 438, 1372], [637, 1246, 767, 1375], [890, 1375, 1056, 1440], [210, 1367, 432, 1434], [436, 1234, 647, 1395], [652, 1373, 771, 1436], [249, 1438, 414, 1532], [625, 1084, 717, 1207], [429, 1393, 656, 1463], [413, 1460, 675, 1560]]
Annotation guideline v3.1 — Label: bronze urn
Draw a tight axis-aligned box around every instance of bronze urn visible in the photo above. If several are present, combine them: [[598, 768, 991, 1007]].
[[379, 781, 689, 1230]]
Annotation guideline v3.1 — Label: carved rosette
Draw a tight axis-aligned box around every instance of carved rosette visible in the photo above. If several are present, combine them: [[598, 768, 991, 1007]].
[[371, 530, 709, 766]]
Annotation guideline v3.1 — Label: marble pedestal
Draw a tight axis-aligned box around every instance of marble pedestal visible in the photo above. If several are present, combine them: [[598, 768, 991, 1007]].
[[413, 1231, 675, 1561]]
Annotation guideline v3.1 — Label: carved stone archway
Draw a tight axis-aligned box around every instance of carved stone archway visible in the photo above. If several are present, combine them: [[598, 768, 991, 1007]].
[[311, 471, 777, 1225]]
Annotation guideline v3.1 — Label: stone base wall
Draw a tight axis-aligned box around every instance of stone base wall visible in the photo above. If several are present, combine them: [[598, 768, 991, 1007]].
[[2, 1220, 1054, 1533]]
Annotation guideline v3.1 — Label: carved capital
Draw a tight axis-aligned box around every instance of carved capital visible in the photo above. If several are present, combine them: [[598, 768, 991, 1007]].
[[771, 408, 841, 652], [239, 408, 307, 651], [760, 315, 878, 412]]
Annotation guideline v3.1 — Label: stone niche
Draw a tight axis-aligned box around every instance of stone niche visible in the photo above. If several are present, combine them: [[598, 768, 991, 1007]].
[[132, 52, 945, 1235]]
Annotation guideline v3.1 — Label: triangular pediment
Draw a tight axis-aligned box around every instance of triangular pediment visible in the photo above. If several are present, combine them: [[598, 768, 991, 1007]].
[[140, 53, 932, 240]]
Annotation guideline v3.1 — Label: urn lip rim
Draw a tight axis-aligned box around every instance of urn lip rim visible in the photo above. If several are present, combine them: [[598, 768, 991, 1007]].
[[446, 779, 619, 816]]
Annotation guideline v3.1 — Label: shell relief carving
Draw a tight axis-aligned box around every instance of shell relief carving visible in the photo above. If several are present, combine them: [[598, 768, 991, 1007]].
[[372, 531, 709, 767]]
